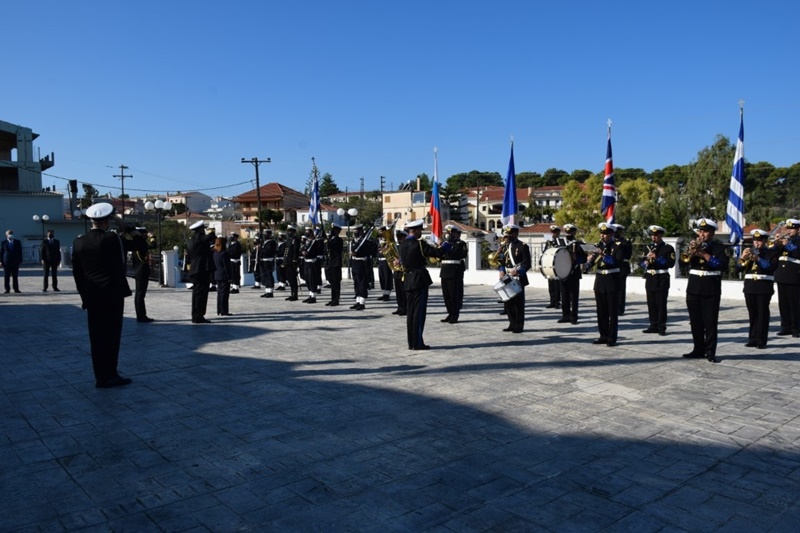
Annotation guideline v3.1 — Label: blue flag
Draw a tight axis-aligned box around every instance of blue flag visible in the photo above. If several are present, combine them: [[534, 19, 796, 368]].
[[500, 140, 517, 227], [726, 108, 745, 245], [309, 158, 321, 226]]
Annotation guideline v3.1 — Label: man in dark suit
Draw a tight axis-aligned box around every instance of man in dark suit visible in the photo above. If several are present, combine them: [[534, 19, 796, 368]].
[[40, 229, 62, 292], [641, 225, 676, 335], [587, 223, 626, 347], [2, 229, 24, 293], [439, 224, 468, 324], [72, 204, 133, 388], [324, 224, 344, 306], [187, 221, 216, 323], [130, 227, 156, 322]]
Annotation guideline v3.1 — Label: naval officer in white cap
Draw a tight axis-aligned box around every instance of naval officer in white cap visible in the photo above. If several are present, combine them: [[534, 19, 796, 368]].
[[187, 221, 216, 323], [72, 203, 134, 388]]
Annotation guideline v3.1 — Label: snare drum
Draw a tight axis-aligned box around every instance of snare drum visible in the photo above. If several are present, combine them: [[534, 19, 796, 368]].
[[493, 275, 522, 301], [540, 246, 573, 280]]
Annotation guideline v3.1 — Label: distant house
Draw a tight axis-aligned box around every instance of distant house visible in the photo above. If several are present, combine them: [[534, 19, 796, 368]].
[[231, 182, 309, 233], [166, 191, 213, 215]]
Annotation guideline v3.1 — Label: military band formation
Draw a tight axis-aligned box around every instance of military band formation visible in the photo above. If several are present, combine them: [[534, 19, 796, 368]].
[[55, 204, 800, 387]]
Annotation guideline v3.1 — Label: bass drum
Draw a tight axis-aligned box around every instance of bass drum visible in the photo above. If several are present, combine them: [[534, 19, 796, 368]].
[[493, 275, 522, 301], [540, 246, 573, 280]]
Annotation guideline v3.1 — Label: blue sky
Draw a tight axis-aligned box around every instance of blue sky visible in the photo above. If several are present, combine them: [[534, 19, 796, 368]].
[[5, 1, 799, 200]]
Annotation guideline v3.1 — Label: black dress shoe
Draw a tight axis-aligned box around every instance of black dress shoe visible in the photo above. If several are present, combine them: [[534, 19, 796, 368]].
[[137, 317, 155, 323], [706, 354, 719, 363], [557, 317, 570, 323], [392, 309, 402, 315], [275, 286, 286, 291], [251, 286, 261, 290], [413, 344, 431, 350], [592, 338, 608, 344], [193, 318, 212, 324], [793, 332, 800, 338], [230, 289, 239, 294], [305, 298, 316, 304], [96, 376, 132, 389], [606, 341, 617, 347], [545, 304, 556, 309], [570, 320, 578, 325], [449, 317, 459, 324], [512, 328, 523, 334], [777, 330, 792, 336], [14, 290, 21, 293], [397, 312, 407, 316], [53, 288, 61, 292], [42, 288, 48, 292], [642, 328, 659, 334], [756, 344, 766, 349], [499, 310, 507, 315], [745, 341, 757, 347], [440, 315, 451, 323], [286, 296, 298, 301], [682, 352, 704, 358], [329, 301, 339, 307], [658, 330, 667, 336], [503, 327, 514, 332]]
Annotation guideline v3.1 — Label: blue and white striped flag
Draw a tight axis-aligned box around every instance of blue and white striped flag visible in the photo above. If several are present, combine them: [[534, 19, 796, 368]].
[[500, 139, 517, 227], [309, 158, 321, 226], [725, 107, 745, 245]]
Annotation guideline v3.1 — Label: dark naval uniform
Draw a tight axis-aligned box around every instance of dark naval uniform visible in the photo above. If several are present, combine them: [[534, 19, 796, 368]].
[[350, 232, 377, 309], [303, 230, 325, 302], [377, 243, 394, 301], [559, 233, 587, 323], [774, 231, 800, 337], [131, 230, 155, 322], [283, 231, 302, 301], [275, 235, 287, 290], [392, 233, 408, 316], [641, 240, 676, 334], [227, 236, 243, 292], [591, 231, 626, 346], [736, 242, 778, 348], [439, 234, 467, 323], [399, 233, 449, 350], [499, 237, 531, 333], [325, 232, 343, 306], [40, 233, 62, 291], [681, 234, 730, 361], [542, 235, 561, 308], [615, 232, 633, 315], [260, 235, 277, 296], [187, 227, 216, 323]]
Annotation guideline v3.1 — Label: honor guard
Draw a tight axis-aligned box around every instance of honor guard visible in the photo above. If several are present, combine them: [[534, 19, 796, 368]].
[[40, 229, 62, 292], [497, 224, 531, 333], [640, 225, 675, 335], [248, 236, 261, 289], [376, 226, 394, 301], [773, 218, 800, 337], [259, 229, 278, 298], [349, 224, 377, 310], [392, 229, 408, 316], [613, 224, 633, 315], [587, 223, 626, 346], [440, 224, 468, 324], [736, 229, 779, 348], [679, 218, 729, 362], [558, 224, 587, 324], [302, 226, 325, 303], [325, 224, 344, 306], [398, 219, 451, 349], [543, 225, 562, 309], [283, 226, 302, 301], [275, 232, 287, 290], [131, 226, 156, 322], [228, 233, 243, 293]]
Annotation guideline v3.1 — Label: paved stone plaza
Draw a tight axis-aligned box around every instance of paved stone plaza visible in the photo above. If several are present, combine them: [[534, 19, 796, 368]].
[[1, 266, 799, 532]]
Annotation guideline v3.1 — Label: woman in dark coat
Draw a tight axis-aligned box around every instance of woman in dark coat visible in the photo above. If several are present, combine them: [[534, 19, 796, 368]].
[[213, 237, 232, 316]]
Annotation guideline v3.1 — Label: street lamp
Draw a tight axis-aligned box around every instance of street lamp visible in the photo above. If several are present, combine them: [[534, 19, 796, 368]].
[[145, 199, 172, 286], [73, 208, 88, 233], [32, 214, 50, 240]]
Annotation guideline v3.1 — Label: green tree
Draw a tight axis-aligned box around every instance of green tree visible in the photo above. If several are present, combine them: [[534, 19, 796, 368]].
[[516, 171, 543, 188], [542, 168, 570, 186], [445, 170, 502, 190], [319, 172, 340, 197], [555, 175, 604, 241], [685, 134, 735, 220], [80, 183, 99, 208], [570, 169, 593, 183]]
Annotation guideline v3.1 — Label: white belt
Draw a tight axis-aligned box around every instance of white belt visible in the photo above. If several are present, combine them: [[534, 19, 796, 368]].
[[779, 256, 800, 265], [689, 269, 721, 277], [230, 259, 241, 263], [317, 256, 325, 260], [304, 258, 317, 263], [646, 269, 669, 275], [351, 257, 368, 261], [378, 258, 387, 261], [596, 268, 620, 275], [260, 258, 274, 262], [441, 260, 462, 264], [745, 274, 774, 281]]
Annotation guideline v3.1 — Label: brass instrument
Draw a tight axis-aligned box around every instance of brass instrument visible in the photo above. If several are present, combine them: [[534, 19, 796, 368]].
[[641, 242, 657, 267], [487, 242, 505, 268], [584, 240, 609, 272], [379, 222, 403, 272], [680, 238, 709, 263]]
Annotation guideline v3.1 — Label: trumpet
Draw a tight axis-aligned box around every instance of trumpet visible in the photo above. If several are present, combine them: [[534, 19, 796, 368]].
[[680, 238, 708, 262], [641, 242, 657, 266], [487, 242, 505, 268]]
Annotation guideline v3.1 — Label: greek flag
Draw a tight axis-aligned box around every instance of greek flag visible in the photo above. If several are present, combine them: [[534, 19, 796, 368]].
[[725, 109, 745, 244], [309, 158, 321, 226]]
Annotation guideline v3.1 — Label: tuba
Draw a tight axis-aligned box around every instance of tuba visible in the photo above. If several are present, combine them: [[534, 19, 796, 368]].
[[487, 241, 505, 268], [379, 223, 403, 272]]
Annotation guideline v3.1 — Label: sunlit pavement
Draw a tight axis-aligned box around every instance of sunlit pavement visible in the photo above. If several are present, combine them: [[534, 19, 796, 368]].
[[2, 266, 798, 531]]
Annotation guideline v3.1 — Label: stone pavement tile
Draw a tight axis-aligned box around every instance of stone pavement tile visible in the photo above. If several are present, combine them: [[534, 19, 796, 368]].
[[600, 510, 666, 533]]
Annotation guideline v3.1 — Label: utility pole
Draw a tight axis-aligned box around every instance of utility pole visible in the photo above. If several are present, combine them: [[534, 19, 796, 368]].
[[113, 164, 132, 221], [241, 157, 271, 238]]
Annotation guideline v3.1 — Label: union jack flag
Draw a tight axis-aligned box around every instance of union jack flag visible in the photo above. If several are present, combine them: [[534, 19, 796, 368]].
[[600, 122, 616, 224]]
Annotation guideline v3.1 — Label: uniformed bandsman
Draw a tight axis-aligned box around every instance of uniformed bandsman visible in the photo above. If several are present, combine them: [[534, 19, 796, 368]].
[[302, 226, 325, 303], [228, 233, 243, 293], [559, 224, 587, 324], [773, 218, 800, 337], [680, 218, 729, 362], [260, 229, 277, 298], [349, 225, 377, 310], [613, 224, 633, 315], [275, 232, 287, 291], [392, 229, 408, 316], [325, 224, 344, 306], [543, 225, 562, 309], [248, 236, 261, 290], [398, 219, 451, 349], [736, 229, 779, 348], [283, 226, 301, 301], [376, 226, 394, 301], [497, 224, 531, 333], [187, 221, 216, 323], [640, 225, 675, 335], [439, 224, 468, 324], [588, 223, 625, 346], [131, 226, 156, 323]]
